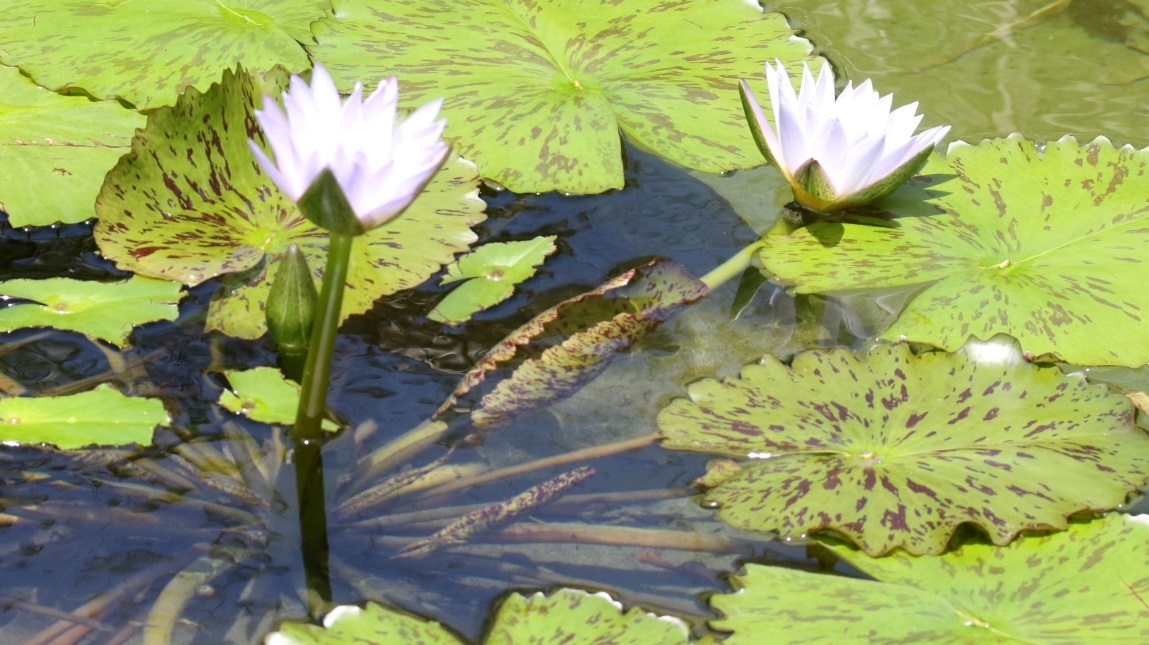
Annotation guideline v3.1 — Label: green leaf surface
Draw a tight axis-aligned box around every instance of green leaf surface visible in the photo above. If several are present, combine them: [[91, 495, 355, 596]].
[[0, 385, 169, 448], [711, 513, 1149, 644], [93, 66, 485, 339], [758, 135, 1149, 367], [0, 66, 145, 227], [0, 276, 182, 345], [657, 340, 1149, 555], [428, 236, 557, 324], [0, 0, 322, 110], [312, 0, 819, 193], [218, 367, 337, 430], [267, 588, 688, 644]]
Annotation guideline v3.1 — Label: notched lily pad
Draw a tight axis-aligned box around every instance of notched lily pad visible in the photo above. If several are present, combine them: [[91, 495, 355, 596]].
[[312, 0, 819, 193], [218, 367, 338, 430], [428, 236, 557, 325], [759, 135, 1149, 367], [266, 588, 688, 644], [658, 340, 1149, 555], [711, 513, 1149, 643], [0, 276, 182, 345], [0, 0, 322, 110], [94, 65, 485, 339], [0, 384, 170, 449], [0, 65, 145, 227]]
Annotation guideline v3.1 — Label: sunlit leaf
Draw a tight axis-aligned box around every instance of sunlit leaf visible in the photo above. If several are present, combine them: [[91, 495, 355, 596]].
[[0, 276, 182, 345], [218, 367, 338, 430], [428, 236, 557, 324], [0, 385, 170, 448], [0, 0, 322, 110], [711, 514, 1149, 643], [267, 588, 688, 644], [312, 0, 819, 193], [470, 261, 708, 429], [759, 135, 1149, 367], [94, 66, 485, 339], [0, 66, 145, 227], [658, 340, 1149, 555]]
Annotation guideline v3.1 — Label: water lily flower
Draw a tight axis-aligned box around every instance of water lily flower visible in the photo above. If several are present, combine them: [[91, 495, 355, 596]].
[[249, 62, 450, 234], [740, 60, 950, 212]]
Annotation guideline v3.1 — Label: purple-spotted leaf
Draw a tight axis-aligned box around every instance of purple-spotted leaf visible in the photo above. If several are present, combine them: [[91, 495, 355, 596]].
[[0, 66, 145, 227], [94, 66, 484, 339], [711, 514, 1149, 643], [759, 135, 1149, 367], [658, 340, 1149, 555], [268, 588, 688, 644], [0, 0, 322, 110], [470, 261, 709, 429], [0, 276, 181, 346], [311, 0, 819, 194]]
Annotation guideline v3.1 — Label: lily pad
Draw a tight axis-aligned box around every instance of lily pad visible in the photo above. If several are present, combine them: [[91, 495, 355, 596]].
[[266, 588, 688, 644], [218, 367, 338, 430], [0, 384, 170, 448], [311, 0, 819, 193], [758, 135, 1149, 367], [93, 66, 485, 339], [0, 66, 145, 227], [428, 236, 557, 325], [657, 341, 1149, 555], [0, 0, 322, 110], [711, 513, 1149, 643], [0, 276, 182, 345]]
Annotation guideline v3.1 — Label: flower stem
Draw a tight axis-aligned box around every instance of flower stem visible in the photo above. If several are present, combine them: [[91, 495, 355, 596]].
[[699, 238, 767, 291], [293, 232, 353, 440]]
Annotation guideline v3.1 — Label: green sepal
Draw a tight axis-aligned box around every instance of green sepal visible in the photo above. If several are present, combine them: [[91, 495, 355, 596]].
[[792, 159, 840, 207], [836, 143, 935, 209], [297, 168, 365, 236], [266, 244, 318, 351]]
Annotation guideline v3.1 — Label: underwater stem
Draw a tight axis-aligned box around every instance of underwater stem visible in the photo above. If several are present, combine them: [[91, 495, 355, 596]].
[[699, 238, 767, 291]]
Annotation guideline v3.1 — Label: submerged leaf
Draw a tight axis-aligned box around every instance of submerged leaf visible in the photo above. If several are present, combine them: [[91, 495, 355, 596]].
[[429, 236, 558, 324], [711, 514, 1149, 643], [759, 135, 1149, 367], [94, 66, 484, 339], [0, 66, 145, 227], [0, 385, 170, 448], [658, 341, 1149, 555], [312, 0, 819, 193], [0, 276, 182, 345], [0, 0, 322, 110]]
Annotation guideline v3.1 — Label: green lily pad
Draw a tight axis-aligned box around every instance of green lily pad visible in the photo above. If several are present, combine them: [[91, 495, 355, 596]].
[[267, 588, 688, 644], [758, 135, 1149, 367], [0, 276, 182, 345], [0, 66, 145, 227], [710, 513, 1149, 643], [0, 0, 322, 110], [657, 340, 1149, 555], [311, 0, 819, 193], [0, 384, 170, 448], [93, 66, 485, 339], [218, 367, 338, 430], [428, 236, 557, 325]]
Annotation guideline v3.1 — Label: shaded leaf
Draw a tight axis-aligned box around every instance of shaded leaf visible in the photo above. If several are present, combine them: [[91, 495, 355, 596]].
[[429, 236, 558, 324], [218, 367, 338, 430], [658, 340, 1149, 555], [0, 66, 145, 227], [0, 385, 170, 448], [759, 135, 1149, 367], [0, 276, 182, 345], [711, 513, 1149, 643], [0, 0, 322, 110], [312, 0, 820, 193], [471, 261, 709, 429], [94, 66, 485, 339]]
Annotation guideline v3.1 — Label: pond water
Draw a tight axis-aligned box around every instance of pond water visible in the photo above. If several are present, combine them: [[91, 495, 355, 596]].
[[0, 0, 1147, 643]]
